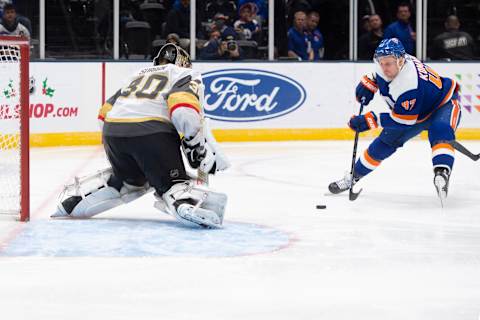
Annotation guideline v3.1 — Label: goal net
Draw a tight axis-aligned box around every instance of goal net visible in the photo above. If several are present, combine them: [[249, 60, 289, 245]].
[[0, 36, 30, 221]]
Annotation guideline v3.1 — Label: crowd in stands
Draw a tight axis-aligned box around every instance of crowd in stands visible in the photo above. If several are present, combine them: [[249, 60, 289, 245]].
[[0, 0, 478, 61], [356, 2, 476, 60], [119, 0, 269, 60], [0, 3, 31, 40]]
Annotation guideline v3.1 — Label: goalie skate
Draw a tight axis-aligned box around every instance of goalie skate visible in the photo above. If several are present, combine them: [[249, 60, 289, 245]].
[[177, 200, 222, 228], [159, 181, 227, 228]]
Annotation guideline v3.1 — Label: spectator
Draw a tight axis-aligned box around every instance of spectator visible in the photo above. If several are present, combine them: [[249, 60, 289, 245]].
[[212, 13, 237, 39], [234, 3, 260, 40], [200, 29, 222, 59], [305, 11, 324, 60], [360, 15, 371, 34], [119, 9, 134, 29], [205, 0, 237, 25], [287, 11, 312, 61], [0, 3, 29, 39], [166, 33, 180, 46], [286, 0, 311, 27], [200, 30, 242, 60], [165, 0, 190, 38], [358, 14, 383, 60], [384, 3, 415, 54], [0, 0, 11, 15], [238, 0, 268, 21], [431, 15, 476, 60]]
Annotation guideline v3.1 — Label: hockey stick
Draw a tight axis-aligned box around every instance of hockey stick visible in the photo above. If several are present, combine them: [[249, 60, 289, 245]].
[[349, 100, 365, 201], [449, 140, 480, 161]]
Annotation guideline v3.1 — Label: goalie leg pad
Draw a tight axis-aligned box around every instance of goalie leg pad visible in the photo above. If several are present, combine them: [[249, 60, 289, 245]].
[[190, 186, 227, 224], [52, 169, 151, 218], [159, 181, 227, 228], [69, 186, 124, 218]]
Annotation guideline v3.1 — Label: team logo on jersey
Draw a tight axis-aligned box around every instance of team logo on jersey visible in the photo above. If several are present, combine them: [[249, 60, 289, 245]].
[[169, 169, 179, 178], [202, 69, 306, 122]]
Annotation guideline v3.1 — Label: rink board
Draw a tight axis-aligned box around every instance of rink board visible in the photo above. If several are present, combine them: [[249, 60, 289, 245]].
[[6, 61, 480, 146]]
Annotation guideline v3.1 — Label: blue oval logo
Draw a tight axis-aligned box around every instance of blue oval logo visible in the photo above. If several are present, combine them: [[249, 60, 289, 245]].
[[202, 69, 306, 122]]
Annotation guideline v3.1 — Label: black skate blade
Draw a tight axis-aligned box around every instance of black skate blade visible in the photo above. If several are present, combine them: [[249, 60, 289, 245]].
[[349, 188, 363, 201]]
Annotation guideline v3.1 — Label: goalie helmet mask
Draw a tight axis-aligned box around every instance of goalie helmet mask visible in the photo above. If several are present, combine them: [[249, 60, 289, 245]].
[[153, 43, 192, 68]]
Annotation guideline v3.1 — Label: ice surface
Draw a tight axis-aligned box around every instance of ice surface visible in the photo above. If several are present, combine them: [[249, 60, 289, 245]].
[[1, 219, 290, 257], [1, 141, 480, 320]]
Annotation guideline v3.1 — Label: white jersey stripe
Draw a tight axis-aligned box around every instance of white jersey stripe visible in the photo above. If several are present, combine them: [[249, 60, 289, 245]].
[[432, 148, 455, 158]]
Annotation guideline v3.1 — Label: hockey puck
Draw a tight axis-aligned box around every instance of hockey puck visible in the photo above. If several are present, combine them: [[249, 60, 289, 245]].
[[316, 205, 327, 209]]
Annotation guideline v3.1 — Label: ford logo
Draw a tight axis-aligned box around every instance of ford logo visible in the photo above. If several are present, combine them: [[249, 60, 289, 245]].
[[202, 69, 306, 122]]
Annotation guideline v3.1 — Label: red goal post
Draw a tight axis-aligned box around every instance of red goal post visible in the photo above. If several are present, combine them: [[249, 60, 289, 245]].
[[0, 36, 30, 222]]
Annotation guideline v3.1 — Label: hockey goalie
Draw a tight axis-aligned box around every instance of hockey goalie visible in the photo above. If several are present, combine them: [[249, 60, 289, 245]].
[[52, 44, 230, 228]]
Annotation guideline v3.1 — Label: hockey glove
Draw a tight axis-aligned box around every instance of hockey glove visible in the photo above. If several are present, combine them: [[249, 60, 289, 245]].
[[355, 74, 378, 105], [348, 111, 379, 132], [182, 131, 216, 174]]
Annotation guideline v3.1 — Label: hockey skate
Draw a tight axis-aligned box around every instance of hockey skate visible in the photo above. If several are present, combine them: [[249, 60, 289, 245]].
[[51, 195, 82, 218], [159, 181, 227, 228], [434, 167, 450, 207], [328, 173, 358, 194]]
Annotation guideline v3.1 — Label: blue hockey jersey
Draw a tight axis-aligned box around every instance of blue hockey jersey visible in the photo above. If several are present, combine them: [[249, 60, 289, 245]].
[[375, 54, 457, 129]]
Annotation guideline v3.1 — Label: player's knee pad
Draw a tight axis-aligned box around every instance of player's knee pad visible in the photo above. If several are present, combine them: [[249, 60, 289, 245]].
[[52, 168, 151, 218], [157, 181, 227, 228]]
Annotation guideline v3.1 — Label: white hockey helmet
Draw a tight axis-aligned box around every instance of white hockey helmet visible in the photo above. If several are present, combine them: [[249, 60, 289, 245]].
[[153, 43, 192, 68]]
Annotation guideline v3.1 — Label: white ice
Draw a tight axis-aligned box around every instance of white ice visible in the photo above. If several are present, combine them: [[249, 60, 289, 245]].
[[1, 140, 480, 320]]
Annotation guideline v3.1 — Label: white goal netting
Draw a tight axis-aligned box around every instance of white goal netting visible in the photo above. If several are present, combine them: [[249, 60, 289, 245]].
[[0, 43, 22, 215]]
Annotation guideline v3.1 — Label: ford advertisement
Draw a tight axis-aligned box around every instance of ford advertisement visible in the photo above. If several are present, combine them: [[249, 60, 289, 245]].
[[202, 69, 306, 122]]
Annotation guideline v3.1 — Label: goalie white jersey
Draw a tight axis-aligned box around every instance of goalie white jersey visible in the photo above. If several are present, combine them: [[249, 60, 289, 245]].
[[99, 63, 204, 137]]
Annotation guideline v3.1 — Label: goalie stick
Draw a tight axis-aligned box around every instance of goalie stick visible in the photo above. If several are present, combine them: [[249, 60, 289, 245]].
[[196, 117, 212, 186], [449, 140, 480, 161]]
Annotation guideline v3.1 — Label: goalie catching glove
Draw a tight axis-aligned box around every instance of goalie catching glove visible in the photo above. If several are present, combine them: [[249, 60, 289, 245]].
[[182, 130, 216, 173], [181, 128, 230, 174]]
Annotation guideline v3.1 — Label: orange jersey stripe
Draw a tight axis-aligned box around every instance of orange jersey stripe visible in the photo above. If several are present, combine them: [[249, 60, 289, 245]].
[[438, 80, 456, 109], [432, 143, 454, 152], [361, 75, 378, 93], [450, 100, 460, 130], [417, 81, 456, 124], [364, 150, 381, 166], [391, 112, 418, 120]]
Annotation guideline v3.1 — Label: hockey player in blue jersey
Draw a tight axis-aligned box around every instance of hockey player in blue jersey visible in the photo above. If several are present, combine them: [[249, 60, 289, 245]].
[[329, 38, 461, 204]]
